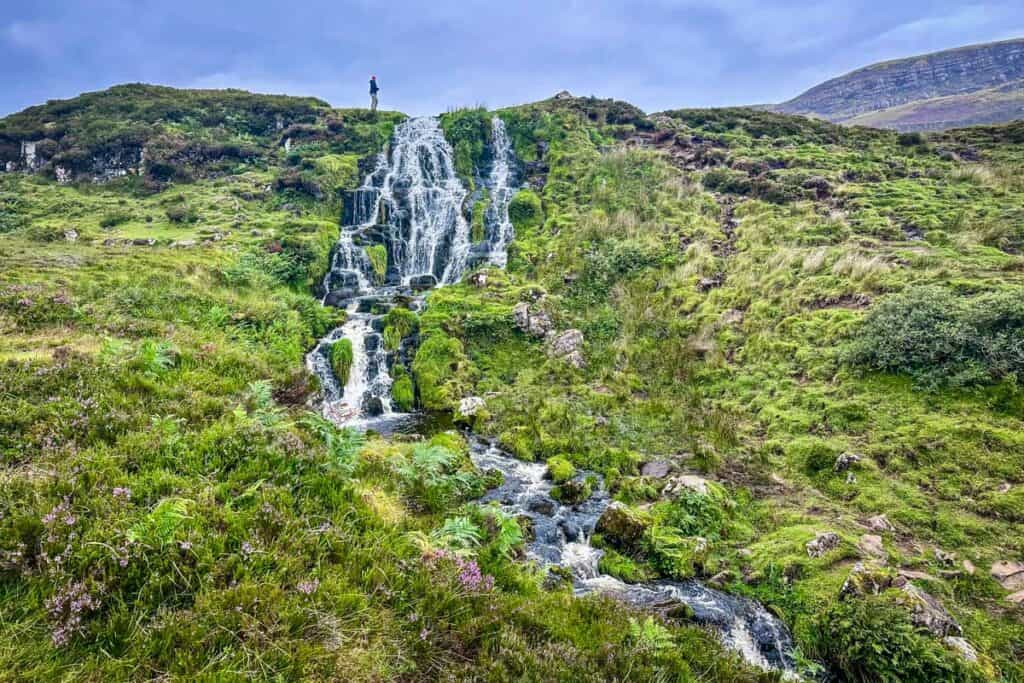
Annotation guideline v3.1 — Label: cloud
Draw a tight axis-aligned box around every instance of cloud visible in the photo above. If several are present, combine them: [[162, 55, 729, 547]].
[[3, 21, 63, 59]]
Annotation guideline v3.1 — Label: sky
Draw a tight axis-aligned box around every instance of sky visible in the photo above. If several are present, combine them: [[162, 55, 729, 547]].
[[2, 1, 1023, 117]]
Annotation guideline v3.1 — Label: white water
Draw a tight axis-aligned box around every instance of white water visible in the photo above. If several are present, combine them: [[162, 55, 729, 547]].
[[307, 116, 519, 425], [485, 117, 516, 268], [468, 438, 798, 676]]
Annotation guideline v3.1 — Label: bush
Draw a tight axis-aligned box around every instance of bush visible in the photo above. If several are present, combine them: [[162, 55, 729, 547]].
[[819, 594, 984, 682], [165, 203, 197, 223], [382, 307, 418, 351], [99, 211, 132, 228], [845, 286, 1024, 388], [545, 455, 576, 484], [898, 132, 927, 147], [508, 189, 543, 231], [391, 366, 415, 411], [331, 339, 353, 385]]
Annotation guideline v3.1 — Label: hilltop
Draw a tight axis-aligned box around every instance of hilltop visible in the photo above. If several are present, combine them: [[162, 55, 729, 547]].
[[775, 38, 1024, 131], [1, 84, 1023, 681]]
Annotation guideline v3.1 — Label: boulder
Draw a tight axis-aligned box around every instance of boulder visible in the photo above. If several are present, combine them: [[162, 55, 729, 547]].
[[943, 636, 978, 663], [132, 238, 156, 246], [902, 583, 962, 637], [595, 502, 650, 554], [866, 514, 894, 532], [548, 329, 585, 368], [324, 288, 357, 308], [697, 277, 722, 292], [458, 396, 486, 417], [858, 534, 886, 560], [990, 560, 1024, 591], [409, 274, 437, 291], [63, 229, 78, 243], [834, 452, 861, 472], [553, 479, 592, 505], [806, 532, 842, 558], [663, 474, 710, 497], [1007, 589, 1024, 604], [640, 461, 672, 479], [468, 271, 488, 288], [513, 302, 554, 338], [362, 395, 384, 417], [840, 562, 894, 598]]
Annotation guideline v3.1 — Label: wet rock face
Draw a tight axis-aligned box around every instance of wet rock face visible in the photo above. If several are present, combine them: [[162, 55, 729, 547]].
[[409, 274, 437, 291]]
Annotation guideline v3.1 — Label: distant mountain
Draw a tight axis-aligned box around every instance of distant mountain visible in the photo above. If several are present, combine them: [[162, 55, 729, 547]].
[[774, 38, 1024, 131]]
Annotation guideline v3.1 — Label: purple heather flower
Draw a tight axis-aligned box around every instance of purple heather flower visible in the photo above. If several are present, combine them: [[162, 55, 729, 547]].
[[296, 579, 319, 595]]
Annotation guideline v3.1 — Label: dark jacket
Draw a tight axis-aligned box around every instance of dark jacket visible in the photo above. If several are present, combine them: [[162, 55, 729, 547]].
[[369, 79, 379, 94]]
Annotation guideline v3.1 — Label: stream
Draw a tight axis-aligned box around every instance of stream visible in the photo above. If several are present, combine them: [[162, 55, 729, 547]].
[[305, 115, 798, 677]]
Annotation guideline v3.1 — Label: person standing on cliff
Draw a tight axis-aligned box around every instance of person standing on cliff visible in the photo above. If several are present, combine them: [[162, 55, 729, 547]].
[[369, 76, 380, 113]]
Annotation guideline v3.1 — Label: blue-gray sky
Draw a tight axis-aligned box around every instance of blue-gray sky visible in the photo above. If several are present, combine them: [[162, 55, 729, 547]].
[[3, 1, 1023, 117]]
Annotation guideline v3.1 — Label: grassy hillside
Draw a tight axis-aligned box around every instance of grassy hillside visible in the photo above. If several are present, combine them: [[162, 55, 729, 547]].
[[421, 100, 1024, 680], [0, 87, 756, 681], [2, 86, 1023, 681]]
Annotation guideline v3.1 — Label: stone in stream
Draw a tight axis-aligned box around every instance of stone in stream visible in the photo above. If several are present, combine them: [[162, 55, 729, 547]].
[[409, 274, 437, 291], [324, 288, 357, 307], [595, 502, 650, 553]]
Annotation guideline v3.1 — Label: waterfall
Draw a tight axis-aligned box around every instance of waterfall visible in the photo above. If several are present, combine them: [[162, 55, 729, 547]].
[[484, 117, 516, 267], [307, 115, 517, 425]]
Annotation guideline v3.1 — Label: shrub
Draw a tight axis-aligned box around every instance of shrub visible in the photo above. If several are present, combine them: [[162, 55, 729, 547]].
[[845, 286, 1024, 388], [391, 367, 415, 411], [509, 189, 543, 231], [165, 202, 197, 223], [897, 132, 927, 147], [818, 594, 984, 682], [331, 338, 353, 385], [99, 211, 132, 228], [382, 307, 418, 351], [545, 455, 576, 484], [412, 332, 472, 411]]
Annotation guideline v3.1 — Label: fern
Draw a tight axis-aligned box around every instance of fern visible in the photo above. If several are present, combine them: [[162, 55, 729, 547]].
[[301, 413, 365, 474], [244, 380, 286, 428], [127, 497, 193, 548], [135, 339, 177, 376], [431, 516, 482, 553], [628, 616, 674, 653]]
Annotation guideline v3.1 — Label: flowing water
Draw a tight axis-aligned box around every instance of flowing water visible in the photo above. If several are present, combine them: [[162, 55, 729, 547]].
[[470, 438, 798, 676], [305, 115, 797, 676]]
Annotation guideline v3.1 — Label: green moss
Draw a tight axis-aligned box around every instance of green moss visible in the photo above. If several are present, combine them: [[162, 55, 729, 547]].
[[508, 189, 543, 232], [365, 243, 387, 284], [545, 455, 576, 483], [391, 369, 415, 411], [471, 189, 490, 243], [330, 338, 353, 385], [411, 332, 472, 411], [382, 307, 418, 351]]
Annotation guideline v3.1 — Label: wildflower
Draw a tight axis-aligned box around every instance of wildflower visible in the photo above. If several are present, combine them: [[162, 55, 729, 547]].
[[420, 627, 430, 641], [111, 487, 132, 500], [241, 541, 254, 558], [296, 579, 319, 595], [178, 540, 192, 551]]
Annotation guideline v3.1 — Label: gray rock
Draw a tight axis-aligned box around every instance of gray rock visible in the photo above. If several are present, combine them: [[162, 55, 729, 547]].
[[991, 560, 1024, 591], [903, 583, 962, 637], [640, 461, 672, 478], [595, 502, 650, 554], [458, 396, 486, 417], [63, 229, 78, 243], [866, 514, 894, 532], [409, 274, 437, 291], [807, 532, 842, 558], [663, 474, 711, 497], [548, 329, 585, 368], [834, 452, 861, 472], [944, 636, 978, 663]]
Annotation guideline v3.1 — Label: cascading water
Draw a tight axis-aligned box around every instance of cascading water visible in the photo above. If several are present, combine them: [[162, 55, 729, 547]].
[[469, 438, 799, 677], [307, 116, 517, 425], [484, 117, 516, 268]]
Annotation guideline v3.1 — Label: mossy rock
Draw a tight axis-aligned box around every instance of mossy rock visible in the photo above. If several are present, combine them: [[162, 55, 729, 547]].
[[595, 502, 652, 555], [545, 455, 576, 483], [331, 338, 353, 385]]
